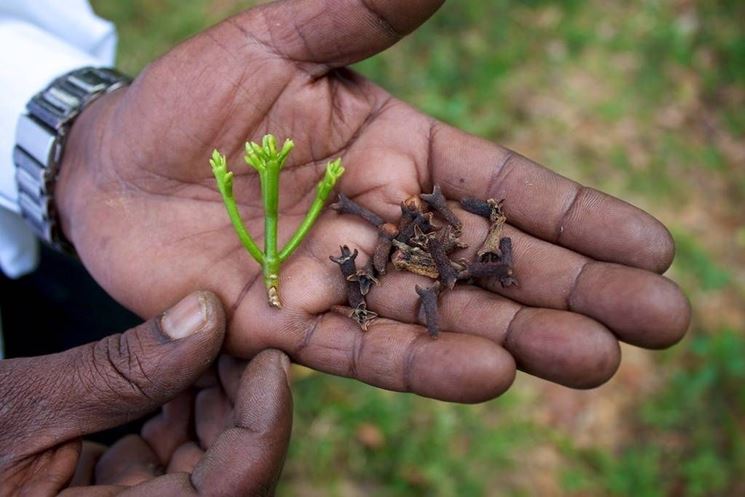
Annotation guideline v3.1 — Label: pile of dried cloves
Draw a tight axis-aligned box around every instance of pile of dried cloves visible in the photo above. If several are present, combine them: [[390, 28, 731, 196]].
[[330, 185, 518, 337]]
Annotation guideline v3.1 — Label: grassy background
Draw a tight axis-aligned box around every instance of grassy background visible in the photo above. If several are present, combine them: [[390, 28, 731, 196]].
[[89, 1, 745, 495]]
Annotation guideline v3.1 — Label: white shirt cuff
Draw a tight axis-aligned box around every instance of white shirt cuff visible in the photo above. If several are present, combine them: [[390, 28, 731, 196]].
[[0, 12, 116, 278]]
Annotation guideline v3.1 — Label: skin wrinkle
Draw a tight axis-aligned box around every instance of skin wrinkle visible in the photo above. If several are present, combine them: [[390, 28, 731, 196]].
[[348, 326, 364, 378], [485, 149, 517, 202], [256, 7, 320, 71], [502, 306, 527, 351], [227, 270, 263, 324], [104, 335, 154, 403], [230, 13, 294, 64], [401, 333, 428, 393], [567, 260, 593, 313], [555, 184, 585, 243], [289, 11, 318, 63], [357, 0, 405, 40], [423, 119, 439, 192], [295, 313, 324, 354]]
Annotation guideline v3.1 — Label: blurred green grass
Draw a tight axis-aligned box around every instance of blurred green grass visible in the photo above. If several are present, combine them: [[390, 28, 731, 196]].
[[91, 0, 745, 495]]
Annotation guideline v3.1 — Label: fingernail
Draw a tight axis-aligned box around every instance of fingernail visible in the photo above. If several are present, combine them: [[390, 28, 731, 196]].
[[161, 293, 207, 339]]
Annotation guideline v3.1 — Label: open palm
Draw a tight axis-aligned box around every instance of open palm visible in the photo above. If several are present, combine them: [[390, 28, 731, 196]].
[[58, 0, 690, 403]]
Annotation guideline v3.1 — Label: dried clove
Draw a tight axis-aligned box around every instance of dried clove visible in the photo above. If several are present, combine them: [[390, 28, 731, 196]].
[[350, 305, 378, 331], [477, 199, 507, 262], [498, 237, 514, 267], [330, 245, 364, 309], [410, 224, 438, 250], [416, 282, 442, 338], [349, 259, 379, 296], [330, 246, 378, 330], [458, 260, 518, 288], [396, 197, 435, 244], [332, 193, 385, 227], [421, 184, 463, 232], [428, 237, 459, 290], [460, 197, 493, 218], [391, 240, 439, 279], [435, 224, 468, 254], [333, 191, 517, 339], [373, 223, 399, 274]]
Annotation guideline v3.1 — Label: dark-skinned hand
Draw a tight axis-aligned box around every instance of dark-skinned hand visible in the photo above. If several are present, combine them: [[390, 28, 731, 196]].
[[0, 292, 293, 497], [56, 0, 691, 403]]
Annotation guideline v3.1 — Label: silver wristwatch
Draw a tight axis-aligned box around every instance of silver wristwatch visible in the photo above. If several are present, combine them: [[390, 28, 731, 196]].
[[13, 66, 130, 252]]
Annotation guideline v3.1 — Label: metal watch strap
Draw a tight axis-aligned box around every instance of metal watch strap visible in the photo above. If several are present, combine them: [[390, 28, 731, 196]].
[[13, 66, 131, 252]]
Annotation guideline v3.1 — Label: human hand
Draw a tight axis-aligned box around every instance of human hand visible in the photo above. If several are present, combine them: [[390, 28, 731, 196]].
[[56, 0, 690, 403], [0, 292, 292, 496]]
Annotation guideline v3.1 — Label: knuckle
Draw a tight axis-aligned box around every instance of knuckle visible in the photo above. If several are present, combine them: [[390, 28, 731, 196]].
[[86, 330, 158, 402]]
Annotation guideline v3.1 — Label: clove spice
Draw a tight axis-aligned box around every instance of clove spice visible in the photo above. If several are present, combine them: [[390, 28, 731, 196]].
[[416, 282, 442, 338], [421, 184, 462, 233], [330, 184, 518, 335], [332, 193, 385, 227], [330, 245, 378, 330], [373, 223, 399, 274]]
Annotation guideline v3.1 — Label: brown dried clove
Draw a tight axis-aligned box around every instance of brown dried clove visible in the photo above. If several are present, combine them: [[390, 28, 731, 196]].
[[435, 224, 468, 254], [477, 199, 507, 262], [373, 223, 399, 275], [460, 197, 493, 219], [350, 305, 378, 331], [396, 196, 435, 244], [458, 260, 518, 288], [421, 184, 463, 232], [330, 246, 378, 330], [428, 237, 459, 290], [416, 282, 442, 338], [349, 259, 379, 296], [498, 237, 514, 267], [330, 245, 364, 309], [391, 240, 439, 279], [332, 193, 384, 227], [409, 224, 437, 250]]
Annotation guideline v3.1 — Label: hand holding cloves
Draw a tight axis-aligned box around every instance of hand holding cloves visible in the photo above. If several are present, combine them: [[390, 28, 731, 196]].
[[330, 186, 518, 337]]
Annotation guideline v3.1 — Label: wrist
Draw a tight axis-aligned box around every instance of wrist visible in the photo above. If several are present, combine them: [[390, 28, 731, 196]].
[[55, 87, 125, 248], [12, 67, 131, 253]]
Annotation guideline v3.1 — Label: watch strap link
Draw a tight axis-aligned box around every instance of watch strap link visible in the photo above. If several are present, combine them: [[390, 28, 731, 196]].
[[13, 67, 130, 252]]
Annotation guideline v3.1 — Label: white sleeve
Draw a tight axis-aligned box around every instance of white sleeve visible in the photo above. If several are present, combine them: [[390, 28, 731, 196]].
[[0, 0, 117, 278]]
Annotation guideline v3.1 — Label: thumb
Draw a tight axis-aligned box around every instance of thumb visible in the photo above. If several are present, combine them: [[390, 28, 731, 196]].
[[236, 0, 445, 69], [0, 291, 225, 459]]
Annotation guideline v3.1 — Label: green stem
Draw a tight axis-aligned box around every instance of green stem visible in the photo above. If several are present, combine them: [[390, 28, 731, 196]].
[[210, 151, 264, 264], [213, 136, 344, 309], [260, 156, 281, 306], [224, 193, 265, 265], [279, 159, 345, 261]]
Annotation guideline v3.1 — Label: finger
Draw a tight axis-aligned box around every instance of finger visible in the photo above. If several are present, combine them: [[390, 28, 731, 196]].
[[141, 392, 194, 465], [95, 435, 161, 486], [217, 355, 249, 403], [59, 487, 124, 497], [195, 385, 233, 449], [366, 270, 621, 388], [70, 441, 107, 486], [190, 350, 293, 496], [233, 306, 516, 402], [166, 442, 204, 474], [0, 292, 225, 456], [9, 440, 80, 497], [429, 122, 675, 273], [452, 207, 690, 348], [236, 0, 445, 70]]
